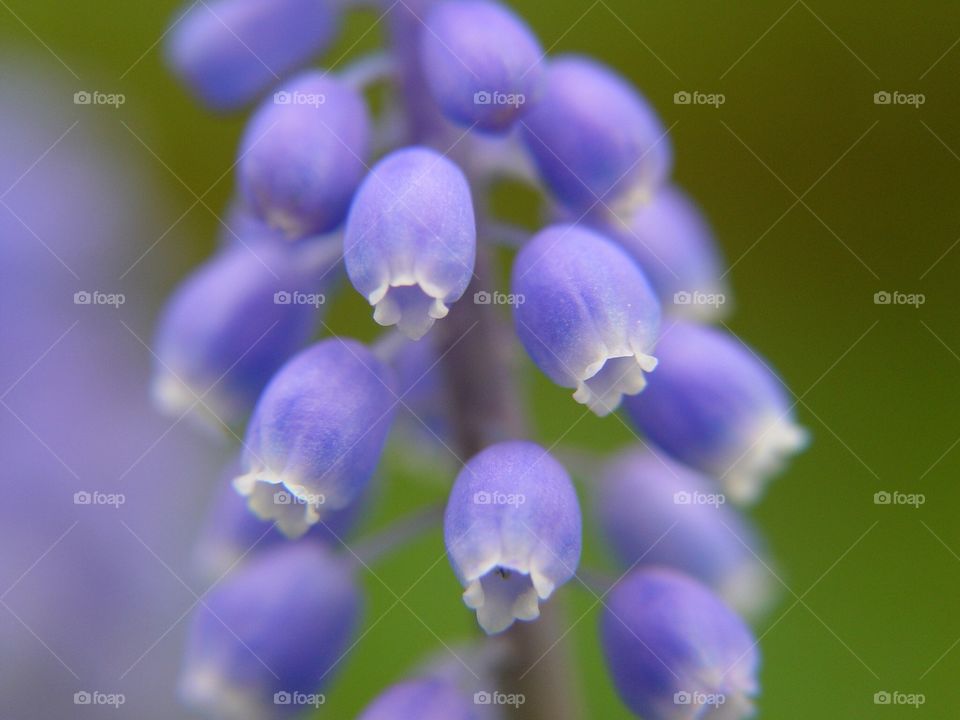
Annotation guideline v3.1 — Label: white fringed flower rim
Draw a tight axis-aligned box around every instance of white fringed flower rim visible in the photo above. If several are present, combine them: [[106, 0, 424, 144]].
[[232, 471, 325, 539], [368, 277, 451, 340], [720, 415, 809, 505], [573, 347, 658, 417], [180, 665, 268, 720], [461, 556, 558, 635]]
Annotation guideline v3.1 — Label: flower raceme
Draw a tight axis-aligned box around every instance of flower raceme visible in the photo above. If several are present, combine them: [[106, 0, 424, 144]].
[[159, 0, 809, 717]]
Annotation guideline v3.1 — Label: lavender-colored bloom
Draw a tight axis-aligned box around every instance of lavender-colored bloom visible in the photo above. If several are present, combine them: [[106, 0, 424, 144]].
[[512, 224, 661, 416], [166, 0, 340, 111], [624, 322, 808, 504], [358, 677, 478, 720], [420, 0, 544, 133], [595, 448, 774, 617], [152, 240, 336, 429], [521, 55, 672, 216], [345, 147, 476, 339], [601, 568, 759, 720], [239, 71, 371, 238], [444, 441, 581, 634], [233, 338, 396, 538], [194, 463, 365, 581], [601, 185, 730, 320], [179, 543, 360, 718]]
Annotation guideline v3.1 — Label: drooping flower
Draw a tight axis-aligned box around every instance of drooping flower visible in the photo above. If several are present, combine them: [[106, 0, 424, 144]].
[[521, 55, 672, 216], [512, 224, 661, 415], [599, 184, 730, 321], [420, 0, 545, 133], [601, 568, 759, 720], [444, 441, 581, 634], [233, 338, 396, 538], [595, 447, 775, 616], [152, 239, 336, 429], [344, 147, 476, 339], [166, 0, 340, 111], [239, 71, 370, 238], [179, 542, 360, 718], [624, 321, 808, 503]]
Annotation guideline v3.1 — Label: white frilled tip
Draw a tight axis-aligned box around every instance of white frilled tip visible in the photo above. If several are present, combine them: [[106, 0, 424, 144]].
[[721, 415, 810, 505], [461, 559, 557, 635], [368, 280, 451, 341], [232, 471, 325, 539], [180, 665, 267, 720], [573, 349, 658, 417]]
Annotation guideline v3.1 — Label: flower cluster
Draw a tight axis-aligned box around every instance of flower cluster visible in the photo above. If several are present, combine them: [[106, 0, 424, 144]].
[[161, 0, 807, 717]]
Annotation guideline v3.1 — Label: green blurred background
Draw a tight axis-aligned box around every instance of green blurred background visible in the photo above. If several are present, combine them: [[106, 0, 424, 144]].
[[3, 0, 959, 717]]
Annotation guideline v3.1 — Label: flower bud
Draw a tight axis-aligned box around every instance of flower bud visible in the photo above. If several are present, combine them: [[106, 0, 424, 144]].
[[601, 568, 759, 720], [179, 543, 360, 718], [512, 224, 661, 415], [420, 0, 544, 132], [521, 55, 671, 215], [152, 241, 334, 429], [624, 322, 807, 503], [239, 71, 370, 238], [602, 185, 729, 321], [166, 0, 340, 111], [595, 447, 775, 617], [444, 441, 581, 634], [233, 338, 396, 538], [345, 147, 476, 339], [358, 677, 477, 720]]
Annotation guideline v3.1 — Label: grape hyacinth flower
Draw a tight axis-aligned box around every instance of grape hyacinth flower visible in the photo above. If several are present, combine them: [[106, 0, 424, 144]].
[[345, 147, 477, 339], [601, 568, 759, 720], [521, 55, 672, 216], [233, 338, 396, 538], [595, 447, 775, 616], [179, 543, 360, 718], [420, 0, 545, 132], [239, 71, 371, 238], [624, 322, 808, 503], [152, 239, 336, 428], [600, 185, 730, 321], [194, 464, 365, 581], [444, 441, 582, 634], [512, 224, 661, 415], [166, 0, 340, 111], [358, 677, 478, 720]]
